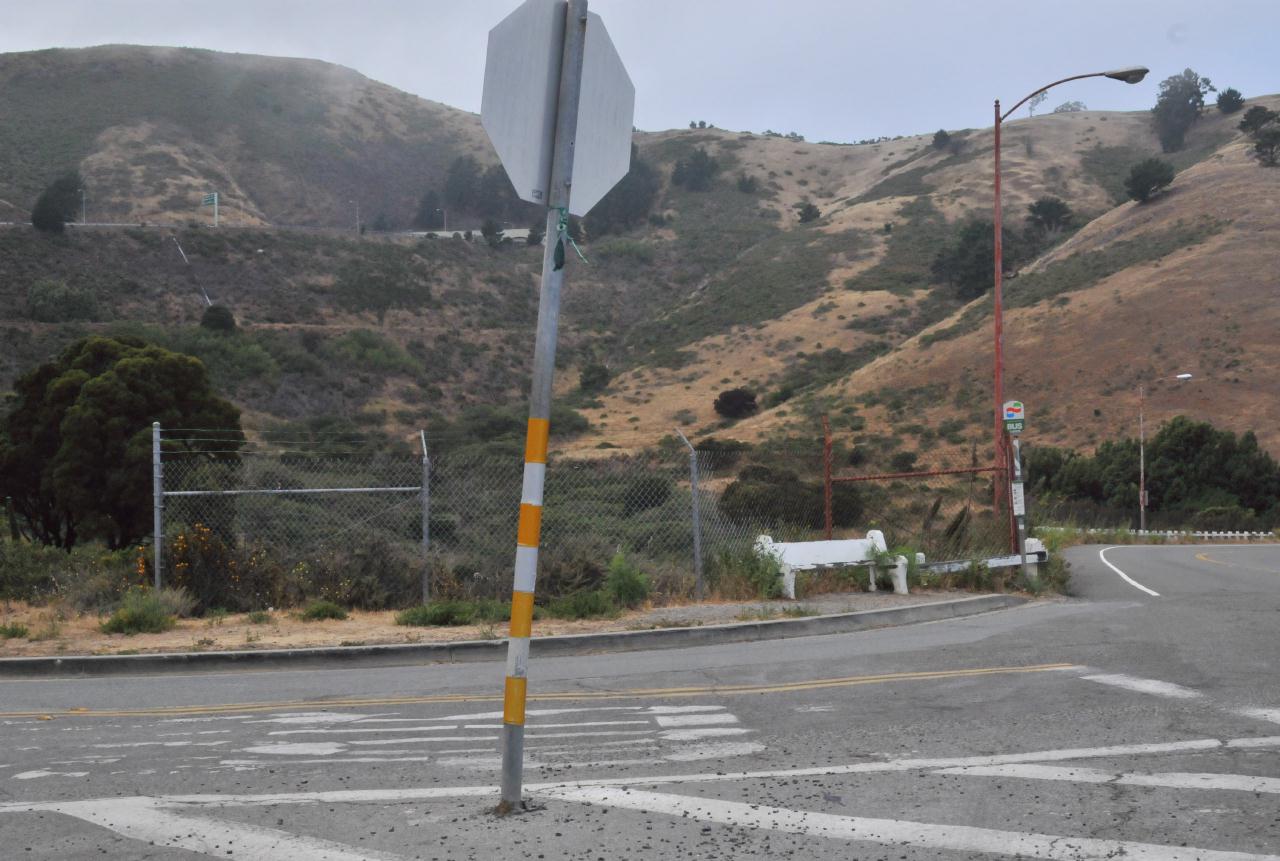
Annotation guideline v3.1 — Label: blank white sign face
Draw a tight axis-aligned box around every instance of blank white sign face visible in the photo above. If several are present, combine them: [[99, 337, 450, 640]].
[[568, 11, 634, 216], [481, 0, 634, 216], [481, 0, 563, 207]]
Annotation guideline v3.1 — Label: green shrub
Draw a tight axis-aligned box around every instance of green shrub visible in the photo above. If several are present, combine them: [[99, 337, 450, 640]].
[[299, 600, 348, 621], [156, 587, 197, 619], [708, 548, 782, 600], [0, 540, 136, 609], [100, 588, 177, 635], [395, 599, 510, 627], [604, 552, 651, 608], [246, 610, 272, 624], [622, 476, 673, 516], [0, 623, 29, 639], [545, 590, 619, 620], [27, 279, 98, 322]]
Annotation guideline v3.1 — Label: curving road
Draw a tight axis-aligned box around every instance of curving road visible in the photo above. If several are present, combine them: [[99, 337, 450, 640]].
[[1, 543, 1278, 859]]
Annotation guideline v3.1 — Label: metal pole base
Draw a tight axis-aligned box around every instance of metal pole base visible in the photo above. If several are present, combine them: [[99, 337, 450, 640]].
[[498, 723, 525, 811]]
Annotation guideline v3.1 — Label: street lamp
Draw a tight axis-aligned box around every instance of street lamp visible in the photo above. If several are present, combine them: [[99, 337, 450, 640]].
[[1139, 371, 1193, 530], [992, 67, 1148, 519]]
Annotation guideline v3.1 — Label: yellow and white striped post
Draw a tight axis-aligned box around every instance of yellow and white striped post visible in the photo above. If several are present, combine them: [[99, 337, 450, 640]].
[[498, 0, 588, 811]]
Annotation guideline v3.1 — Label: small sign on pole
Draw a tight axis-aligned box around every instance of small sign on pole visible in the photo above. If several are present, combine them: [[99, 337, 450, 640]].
[[1003, 400, 1025, 435], [202, 192, 219, 227], [1010, 481, 1026, 516]]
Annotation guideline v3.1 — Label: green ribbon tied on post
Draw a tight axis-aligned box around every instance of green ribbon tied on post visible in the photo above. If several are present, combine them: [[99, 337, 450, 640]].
[[553, 207, 588, 272]]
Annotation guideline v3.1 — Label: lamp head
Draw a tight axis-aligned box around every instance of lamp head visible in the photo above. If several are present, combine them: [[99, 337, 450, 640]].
[[1104, 67, 1149, 84], [1175, 372, 1193, 381]]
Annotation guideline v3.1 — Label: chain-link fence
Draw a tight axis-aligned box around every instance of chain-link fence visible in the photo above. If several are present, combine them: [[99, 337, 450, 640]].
[[153, 423, 1020, 610], [155, 428, 778, 608]]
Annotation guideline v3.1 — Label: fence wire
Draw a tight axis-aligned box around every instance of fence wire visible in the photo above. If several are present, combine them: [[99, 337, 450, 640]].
[[156, 429, 1016, 607]]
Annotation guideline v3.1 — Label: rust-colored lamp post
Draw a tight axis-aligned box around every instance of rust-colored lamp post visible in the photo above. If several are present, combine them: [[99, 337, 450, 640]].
[[991, 67, 1148, 529]]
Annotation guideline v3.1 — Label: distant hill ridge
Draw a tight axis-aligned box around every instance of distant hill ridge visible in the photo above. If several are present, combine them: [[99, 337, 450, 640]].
[[0, 45, 487, 227], [1, 44, 1278, 460]]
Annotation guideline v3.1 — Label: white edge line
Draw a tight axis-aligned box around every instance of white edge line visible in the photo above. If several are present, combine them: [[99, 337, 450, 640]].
[[1099, 546, 1161, 596]]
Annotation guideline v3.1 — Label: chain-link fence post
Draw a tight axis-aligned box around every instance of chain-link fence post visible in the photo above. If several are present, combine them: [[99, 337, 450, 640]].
[[675, 429, 705, 599], [152, 421, 163, 590], [420, 430, 431, 605]]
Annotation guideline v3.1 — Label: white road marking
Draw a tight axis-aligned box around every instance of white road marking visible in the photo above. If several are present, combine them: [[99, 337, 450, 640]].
[[1098, 546, 1161, 596], [1082, 673, 1203, 699], [541, 785, 1280, 861], [1236, 707, 1280, 725], [269, 726, 461, 736], [91, 740, 228, 748], [654, 713, 739, 728], [350, 736, 497, 746], [247, 712, 381, 725], [937, 763, 1280, 794], [12, 770, 89, 780], [242, 742, 347, 756], [424, 706, 643, 721], [659, 727, 751, 741], [54, 796, 404, 860], [664, 741, 766, 761], [643, 705, 727, 714], [1228, 736, 1280, 748], [523, 730, 654, 739]]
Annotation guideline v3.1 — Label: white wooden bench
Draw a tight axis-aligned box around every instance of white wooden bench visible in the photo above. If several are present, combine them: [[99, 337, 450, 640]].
[[754, 530, 913, 599]]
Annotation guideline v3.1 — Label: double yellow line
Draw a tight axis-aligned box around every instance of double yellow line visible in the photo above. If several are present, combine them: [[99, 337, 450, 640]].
[[0, 663, 1078, 720]]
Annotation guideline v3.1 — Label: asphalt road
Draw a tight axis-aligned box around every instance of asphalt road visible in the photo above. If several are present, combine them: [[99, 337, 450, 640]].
[[2, 543, 1278, 859]]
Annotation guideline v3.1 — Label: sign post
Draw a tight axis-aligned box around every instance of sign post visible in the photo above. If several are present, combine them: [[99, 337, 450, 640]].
[[1004, 401, 1032, 585], [482, 0, 633, 812], [202, 192, 219, 227]]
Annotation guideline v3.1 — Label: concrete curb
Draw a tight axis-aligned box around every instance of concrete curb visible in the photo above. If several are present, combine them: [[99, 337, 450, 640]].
[[0, 594, 1026, 678]]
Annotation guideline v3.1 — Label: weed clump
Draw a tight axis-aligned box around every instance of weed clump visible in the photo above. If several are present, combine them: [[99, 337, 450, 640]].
[[100, 588, 178, 635], [395, 599, 509, 627], [299, 600, 348, 621]]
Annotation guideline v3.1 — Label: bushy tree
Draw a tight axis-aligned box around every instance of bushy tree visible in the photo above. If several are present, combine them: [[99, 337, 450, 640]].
[[1216, 87, 1244, 114], [930, 218, 1029, 301], [735, 173, 759, 193], [671, 147, 720, 191], [1031, 418, 1280, 526], [1124, 158, 1176, 203], [27, 279, 96, 322], [200, 304, 236, 332], [931, 129, 951, 150], [585, 144, 659, 236], [1238, 106, 1277, 135], [1151, 68, 1214, 152], [0, 336, 243, 548], [1027, 91, 1047, 117], [480, 218, 505, 248], [796, 202, 821, 224], [578, 362, 609, 393], [1254, 128, 1280, 167], [443, 155, 482, 214], [413, 189, 443, 229], [1026, 196, 1072, 234], [1052, 100, 1087, 113], [713, 388, 757, 419], [31, 171, 83, 234]]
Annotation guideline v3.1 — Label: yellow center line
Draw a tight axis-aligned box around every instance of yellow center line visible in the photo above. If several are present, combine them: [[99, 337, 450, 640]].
[[0, 663, 1079, 719], [1195, 552, 1280, 575]]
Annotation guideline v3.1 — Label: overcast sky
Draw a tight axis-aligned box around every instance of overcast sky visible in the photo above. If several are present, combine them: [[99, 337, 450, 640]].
[[3, 0, 1277, 141]]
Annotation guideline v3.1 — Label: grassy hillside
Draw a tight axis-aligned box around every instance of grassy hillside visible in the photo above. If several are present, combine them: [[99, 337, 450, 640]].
[[0, 45, 487, 227], [1, 45, 1276, 463]]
